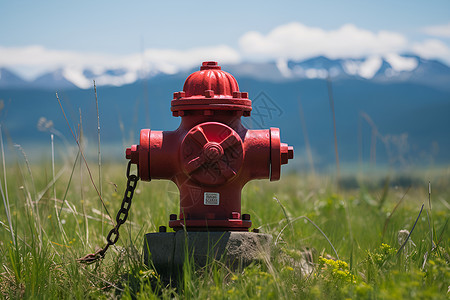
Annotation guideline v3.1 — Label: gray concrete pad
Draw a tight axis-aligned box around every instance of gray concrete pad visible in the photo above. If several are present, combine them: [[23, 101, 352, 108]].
[[144, 231, 272, 277], [143, 232, 175, 277]]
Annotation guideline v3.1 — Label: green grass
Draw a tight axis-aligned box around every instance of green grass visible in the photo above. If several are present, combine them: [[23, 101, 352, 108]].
[[0, 156, 449, 299]]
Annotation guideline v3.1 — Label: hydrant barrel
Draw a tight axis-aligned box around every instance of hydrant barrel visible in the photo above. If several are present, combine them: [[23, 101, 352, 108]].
[[126, 61, 294, 231]]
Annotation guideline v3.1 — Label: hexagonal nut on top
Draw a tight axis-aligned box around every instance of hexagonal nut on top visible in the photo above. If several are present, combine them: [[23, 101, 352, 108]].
[[200, 61, 221, 70]]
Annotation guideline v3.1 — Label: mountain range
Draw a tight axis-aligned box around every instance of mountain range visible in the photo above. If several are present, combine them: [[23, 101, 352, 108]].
[[0, 54, 449, 169], [1, 54, 450, 91]]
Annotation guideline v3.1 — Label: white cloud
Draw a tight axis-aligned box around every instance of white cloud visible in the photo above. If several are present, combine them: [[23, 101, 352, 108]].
[[1, 22, 450, 81], [239, 22, 408, 60], [139, 46, 241, 74], [0, 45, 241, 80], [422, 23, 450, 38], [412, 39, 450, 61], [0, 45, 127, 79], [0, 45, 115, 68]]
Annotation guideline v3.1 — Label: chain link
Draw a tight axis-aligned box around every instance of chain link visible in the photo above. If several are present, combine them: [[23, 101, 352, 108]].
[[77, 161, 139, 264]]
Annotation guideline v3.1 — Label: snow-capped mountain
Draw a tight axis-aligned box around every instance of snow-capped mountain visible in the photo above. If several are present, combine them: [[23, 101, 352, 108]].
[[228, 55, 450, 91], [0, 54, 449, 90], [283, 54, 419, 80], [0, 68, 28, 88], [31, 69, 78, 89], [239, 55, 450, 91], [30, 67, 144, 89]]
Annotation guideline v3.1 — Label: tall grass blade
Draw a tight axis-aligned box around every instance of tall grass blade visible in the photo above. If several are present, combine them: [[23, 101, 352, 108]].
[[56, 92, 113, 225], [397, 204, 424, 256], [15, 144, 43, 248], [357, 112, 363, 173], [15, 144, 36, 199], [377, 176, 390, 210], [436, 218, 448, 247], [58, 150, 80, 216], [343, 200, 354, 268], [359, 112, 381, 166], [425, 209, 434, 251], [51, 134, 56, 209], [423, 186, 435, 270], [0, 168, 14, 244], [428, 181, 431, 210], [35, 167, 65, 203], [94, 81, 104, 235], [327, 75, 340, 185], [298, 97, 316, 178], [382, 186, 410, 240], [0, 125, 14, 244], [276, 215, 340, 260], [274, 196, 293, 239], [78, 108, 89, 246], [426, 181, 435, 251], [52, 134, 68, 244]]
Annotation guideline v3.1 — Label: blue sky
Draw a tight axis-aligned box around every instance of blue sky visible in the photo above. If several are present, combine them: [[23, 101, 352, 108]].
[[1, 0, 449, 78]]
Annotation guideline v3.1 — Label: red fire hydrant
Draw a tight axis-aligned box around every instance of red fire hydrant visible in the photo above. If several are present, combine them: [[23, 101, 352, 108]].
[[126, 61, 293, 231]]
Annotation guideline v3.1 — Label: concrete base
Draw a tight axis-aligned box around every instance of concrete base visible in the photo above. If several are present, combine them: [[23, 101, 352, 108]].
[[143, 231, 272, 277]]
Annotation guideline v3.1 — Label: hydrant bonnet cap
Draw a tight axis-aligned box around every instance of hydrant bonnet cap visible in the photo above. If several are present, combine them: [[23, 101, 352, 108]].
[[171, 61, 252, 116]]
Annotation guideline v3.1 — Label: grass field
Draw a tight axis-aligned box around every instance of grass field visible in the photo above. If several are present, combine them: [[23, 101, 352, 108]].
[[0, 149, 449, 299]]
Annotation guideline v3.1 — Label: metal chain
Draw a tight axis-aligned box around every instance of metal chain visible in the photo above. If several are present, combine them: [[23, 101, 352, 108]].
[[77, 161, 139, 264]]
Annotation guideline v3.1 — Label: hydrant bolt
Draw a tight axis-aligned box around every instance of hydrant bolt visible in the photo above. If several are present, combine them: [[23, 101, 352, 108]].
[[231, 212, 240, 219]]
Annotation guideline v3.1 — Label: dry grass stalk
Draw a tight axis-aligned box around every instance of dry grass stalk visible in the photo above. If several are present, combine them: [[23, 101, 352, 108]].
[[56, 92, 113, 226], [326, 76, 340, 187], [94, 81, 104, 235]]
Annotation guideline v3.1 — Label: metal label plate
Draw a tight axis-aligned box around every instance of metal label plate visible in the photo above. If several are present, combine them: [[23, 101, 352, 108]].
[[204, 192, 220, 205]]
